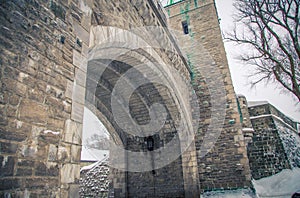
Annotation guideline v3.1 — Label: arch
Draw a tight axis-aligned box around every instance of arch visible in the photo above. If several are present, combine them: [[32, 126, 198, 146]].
[[83, 25, 199, 197]]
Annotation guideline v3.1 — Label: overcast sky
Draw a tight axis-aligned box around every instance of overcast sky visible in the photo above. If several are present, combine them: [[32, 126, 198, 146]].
[[214, 0, 300, 122]]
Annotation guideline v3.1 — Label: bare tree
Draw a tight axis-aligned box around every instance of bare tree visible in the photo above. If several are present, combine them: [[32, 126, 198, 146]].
[[85, 134, 110, 150], [226, 0, 300, 101]]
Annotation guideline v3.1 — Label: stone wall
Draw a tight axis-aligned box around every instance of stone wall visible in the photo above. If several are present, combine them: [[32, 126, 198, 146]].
[[0, 0, 84, 196], [0, 0, 200, 197], [247, 103, 299, 180], [166, 0, 252, 192], [237, 95, 254, 145], [80, 158, 111, 198], [247, 115, 290, 179]]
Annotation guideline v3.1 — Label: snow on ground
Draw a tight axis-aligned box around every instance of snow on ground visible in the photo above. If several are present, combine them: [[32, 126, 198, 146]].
[[201, 188, 256, 198], [201, 168, 300, 198], [253, 168, 300, 198]]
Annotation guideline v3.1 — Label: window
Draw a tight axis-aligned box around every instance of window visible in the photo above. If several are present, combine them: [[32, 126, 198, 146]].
[[182, 21, 189, 34], [146, 136, 154, 151]]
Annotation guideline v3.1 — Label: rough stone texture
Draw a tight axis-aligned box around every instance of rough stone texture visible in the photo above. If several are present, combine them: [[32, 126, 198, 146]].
[[246, 102, 299, 179], [79, 158, 111, 198], [166, 0, 252, 192], [237, 95, 254, 145], [0, 0, 81, 196], [3, 0, 290, 196], [0, 0, 199, 197]]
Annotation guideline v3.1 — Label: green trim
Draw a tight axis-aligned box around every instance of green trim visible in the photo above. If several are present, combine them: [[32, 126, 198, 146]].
[[236, 98, 243, 124], [186, 54, 195, 81], [164, 0, 184, 8], [194, 0, 198, 7]]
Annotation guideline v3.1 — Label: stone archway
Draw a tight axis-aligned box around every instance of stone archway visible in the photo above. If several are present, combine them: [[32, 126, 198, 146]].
[[81, 25, 200, 197]]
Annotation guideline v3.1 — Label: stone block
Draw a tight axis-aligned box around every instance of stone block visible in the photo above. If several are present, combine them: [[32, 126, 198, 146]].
[[50, 1, 66, 20], [64, 119, 83, 144], [0, 178, 20, 190], [72, 84, 85, 105], [17, 159, 35, 167], [39, 129, 61, 145], [65, 80, 74, 99], [16, 167, 33, 176], [73, 50, 87, 72], [48, 144, 58, 161], [60, 163, 80, 184], [75, 68, 87, 87], [73, 22, 90, 45], [0, 156, 14, 177], [25, 178, 59, 189], [2, 78, 27, 96], [0, 142, 18, 154], [71, 145, 81, 163], [58, 144, 71, 162], [0, 128, 28, 142], [71, 101, 84, 123], [35, 162, 59, 177], [69, 184, 80, 198], [18, 99, 48, 124]]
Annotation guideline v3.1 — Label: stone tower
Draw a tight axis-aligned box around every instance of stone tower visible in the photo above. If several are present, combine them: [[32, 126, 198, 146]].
[[166, 0, 253, 191]]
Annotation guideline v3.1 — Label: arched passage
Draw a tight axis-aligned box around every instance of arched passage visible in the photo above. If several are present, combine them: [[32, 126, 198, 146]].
[[83, 25, 199, 197]]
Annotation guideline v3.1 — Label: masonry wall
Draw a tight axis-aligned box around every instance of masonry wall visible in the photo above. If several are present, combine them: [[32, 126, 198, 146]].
[[237, 95, 254, 145], [247, 104, 293, 179], [0, 0, 200, 197], [166, 0, 252, 192], [0, 0, 85, 196]]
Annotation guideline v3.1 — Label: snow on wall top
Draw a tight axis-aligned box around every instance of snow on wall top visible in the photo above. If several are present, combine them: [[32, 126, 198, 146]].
[[247, 101, 269, 107]]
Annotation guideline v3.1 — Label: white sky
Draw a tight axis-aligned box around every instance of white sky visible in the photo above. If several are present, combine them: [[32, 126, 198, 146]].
[[82, 107, 109, 141], [214, 0, 300, 122]]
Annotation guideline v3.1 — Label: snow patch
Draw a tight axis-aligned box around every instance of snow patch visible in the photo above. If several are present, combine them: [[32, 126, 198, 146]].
[[43, 130, 60, 135], [80, 161, 100, 172], [250, 114, 297, 132], [242, 128, 255, 132], [201, 188, 256, 198], [253, 168, 300, 198], [248, 101, 268, 107], [2, 156, 8, 167], [16, 120, 23, 129]]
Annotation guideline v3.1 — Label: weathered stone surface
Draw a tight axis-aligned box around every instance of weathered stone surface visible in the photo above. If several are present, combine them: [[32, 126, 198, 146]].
[[0, 178, 20, 190], [16, 167, 33, 176], [48, 144, 58, 161], [35, 162, 59, 177], [69, 184, 80, 198], [61, 164, 80, 184], [71, 101, 84, 123], [19, 100, 48, 124], [64, 119, 83, 144], [246, 102, 297, 179], [0, 0, 271, 196], [0, 156, 15, 177], [25, 178, 59, 189], [17, 159, 35, 167], [167, 0, 252, 191], [0, 142, 18, 154], [0, 128, 17, 143], [71, 145, 81, 163]]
